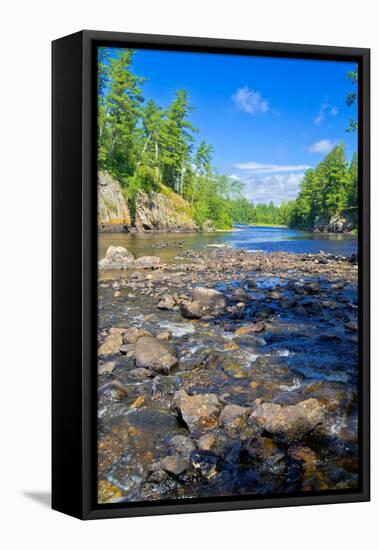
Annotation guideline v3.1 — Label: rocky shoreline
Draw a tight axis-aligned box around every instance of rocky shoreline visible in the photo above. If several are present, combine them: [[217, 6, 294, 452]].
[[97, 244, 358, 504]]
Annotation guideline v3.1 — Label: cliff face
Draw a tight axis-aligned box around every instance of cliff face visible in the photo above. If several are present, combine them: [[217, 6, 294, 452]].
[[135, 187, 198, 232], [98, 170, 131, 229], [313, 209, 357, 233], [98, 170, 197, 232]]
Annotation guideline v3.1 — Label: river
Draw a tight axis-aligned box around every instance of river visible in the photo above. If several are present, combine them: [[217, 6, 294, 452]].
[[98, 225, 357, 266]]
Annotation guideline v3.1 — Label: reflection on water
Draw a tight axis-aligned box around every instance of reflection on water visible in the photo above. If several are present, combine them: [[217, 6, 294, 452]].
[[98, 225, 357, 266]]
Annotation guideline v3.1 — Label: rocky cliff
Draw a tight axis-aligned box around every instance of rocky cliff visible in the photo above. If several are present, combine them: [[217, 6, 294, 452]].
[[98, 170, 198, 232], [134, 187, 197, 232], [313, 209, 357, 233], [98, 170, 131, 230]]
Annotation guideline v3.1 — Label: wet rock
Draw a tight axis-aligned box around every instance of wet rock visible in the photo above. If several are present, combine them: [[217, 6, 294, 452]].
[[157, 294, 177, 310], [297, 297, 322, 314], [99, 245, 134, 269], [114, 290, 121, 298], [122, 327, 152, 344], [170, 435, 197, 456], [134, 255, 161, 268], [219, 404, 250, 431], [97, 480, 123, 504], [150, 455, 188, 476], [197, 433, 217, 451], [128, 367, 153, 381], [98, 332, 123, 355], [190, 450, 218, 479], [98, 361, 117, 375], [249, 398, 325, 443], [180, 300, 204, 319], [304, 282, 321, 294], [173, 390, 221, 433], [192, 287, 229, 309], [98, 380, 128, 406], [288, 445, 318, 466], [135, 336, 178, 374], [234, 321, 266, 335]]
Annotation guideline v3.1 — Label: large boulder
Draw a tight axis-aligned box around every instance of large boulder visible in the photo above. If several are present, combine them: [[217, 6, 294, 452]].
[[134, 336, 178, 374], [249, 398, 325, 443], [134, 256, 161, 269], [173, 390, 221, 434], [192, 287, 229, 309], [99, 246, 134, 269]]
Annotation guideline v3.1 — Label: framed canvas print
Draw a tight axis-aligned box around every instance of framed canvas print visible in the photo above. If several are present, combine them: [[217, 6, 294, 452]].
[[52, 30, 370, 519]]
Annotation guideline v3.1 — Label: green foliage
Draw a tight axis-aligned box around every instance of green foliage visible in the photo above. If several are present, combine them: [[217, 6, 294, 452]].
[[289, 144, 357, 229], [346, 68, 358, 132]]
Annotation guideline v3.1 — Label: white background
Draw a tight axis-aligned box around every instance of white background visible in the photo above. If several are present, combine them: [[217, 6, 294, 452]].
[[1, 0, 377, 547]]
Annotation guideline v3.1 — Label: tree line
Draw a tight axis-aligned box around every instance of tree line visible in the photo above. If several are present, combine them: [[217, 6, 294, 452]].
[[98, 48, 358, 230]]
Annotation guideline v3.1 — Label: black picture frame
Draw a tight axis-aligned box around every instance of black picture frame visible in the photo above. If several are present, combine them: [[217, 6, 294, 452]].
[[52, 30, 370, 520]]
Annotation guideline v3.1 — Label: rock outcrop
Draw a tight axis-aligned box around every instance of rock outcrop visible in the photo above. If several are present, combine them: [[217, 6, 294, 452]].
[[134, 188, 198, 232], [313, 209, 357, 233], [98, 170, 131, 229]]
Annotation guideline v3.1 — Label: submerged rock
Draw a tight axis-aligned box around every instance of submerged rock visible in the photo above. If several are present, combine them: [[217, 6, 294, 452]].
[[97, 479, 123, 504], [173, 390, 221, 433], [170, 434, 197, 456], [135, 336, 178, 374], [249, 398, 325, 443], [98, 361, 117, 375], [99, 245, 135, 269], [190, 450, 218, 479]]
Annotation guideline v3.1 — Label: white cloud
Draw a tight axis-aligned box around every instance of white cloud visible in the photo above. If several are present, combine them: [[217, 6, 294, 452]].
[[314, 97, 338, 125], [306, 139, 334, 153], [237, 172, 304, 206], [234, 161, 311, 173], [232, 86, 269, 115]]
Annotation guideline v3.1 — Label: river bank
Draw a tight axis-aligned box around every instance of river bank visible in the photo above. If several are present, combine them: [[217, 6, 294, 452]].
[[97, 243, 358, 503]]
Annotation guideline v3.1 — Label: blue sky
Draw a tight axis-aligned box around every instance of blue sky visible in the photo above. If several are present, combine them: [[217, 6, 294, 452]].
[[114, 48, 358, 205]]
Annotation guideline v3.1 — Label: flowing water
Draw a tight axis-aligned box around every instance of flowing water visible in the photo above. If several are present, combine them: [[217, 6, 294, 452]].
[[98, 225, 357, 267]]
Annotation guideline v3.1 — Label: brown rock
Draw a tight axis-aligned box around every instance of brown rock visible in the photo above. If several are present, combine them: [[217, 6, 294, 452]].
[[192, 287, 229, 308], [134, 256, 161, 268], [99, 246, 134, 269], [173, 390, 221, 433], [98, 332, 123, 355], [219, 404, 250, 431], [135, 336, 178, 374], [249, 398, 325, 443], [122, 327, 152, 344], [180, 300, 203, 319]]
